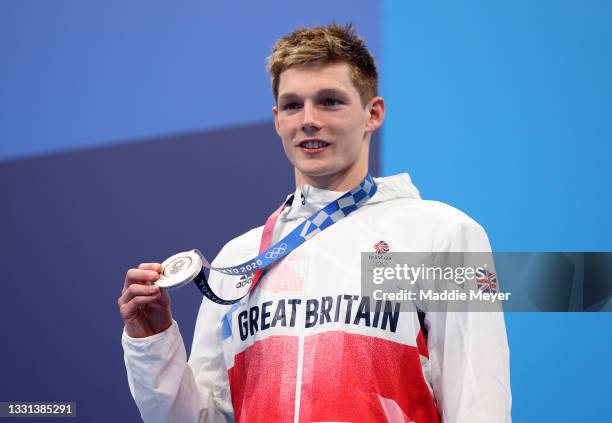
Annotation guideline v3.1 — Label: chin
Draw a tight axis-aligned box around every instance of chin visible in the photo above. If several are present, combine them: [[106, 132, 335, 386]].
[[299, 167, 335, 178]]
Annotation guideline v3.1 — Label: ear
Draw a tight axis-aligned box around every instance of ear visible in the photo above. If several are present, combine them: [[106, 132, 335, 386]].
[[365, 96, 385, 133], [272, 105, 280, 136]]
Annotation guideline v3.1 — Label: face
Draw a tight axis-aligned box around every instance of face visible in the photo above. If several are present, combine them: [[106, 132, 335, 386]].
[[273, 61, 384, 191]]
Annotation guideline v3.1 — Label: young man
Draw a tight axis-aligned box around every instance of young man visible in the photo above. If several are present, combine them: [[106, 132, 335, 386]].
[[119, 23, 511, 422]]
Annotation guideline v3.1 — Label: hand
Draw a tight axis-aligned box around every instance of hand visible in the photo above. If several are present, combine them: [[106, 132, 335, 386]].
[[118, 263, 173, 338]]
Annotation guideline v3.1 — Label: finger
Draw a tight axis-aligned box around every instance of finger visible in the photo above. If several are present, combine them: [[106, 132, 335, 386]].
[[119, 283, 160, 305], [145, 287, 172, 308], [124, 268, 160, 289], [138, 263, 163, 272], [157, 288, 171, 307], [119, 293, 162, 318]]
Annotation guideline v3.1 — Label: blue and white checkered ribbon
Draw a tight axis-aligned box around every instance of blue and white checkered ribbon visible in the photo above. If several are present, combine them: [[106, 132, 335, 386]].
[[202, 174, 377, 277], [194, 175, 378, 304]]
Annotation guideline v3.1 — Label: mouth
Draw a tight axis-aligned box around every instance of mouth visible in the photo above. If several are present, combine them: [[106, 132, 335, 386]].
[[298, 139, 330, 153]]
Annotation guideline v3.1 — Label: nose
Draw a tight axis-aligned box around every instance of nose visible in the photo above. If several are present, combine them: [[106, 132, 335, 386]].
[[301, 101, 321, 134]]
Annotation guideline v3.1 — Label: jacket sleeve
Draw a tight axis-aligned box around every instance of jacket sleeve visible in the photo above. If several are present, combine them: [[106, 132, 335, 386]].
[[122, 271, 234, 423], [425, 221, 512, 423]]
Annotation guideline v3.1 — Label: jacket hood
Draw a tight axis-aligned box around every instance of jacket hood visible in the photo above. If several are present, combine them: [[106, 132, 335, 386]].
[[281, 173, 421, 221]]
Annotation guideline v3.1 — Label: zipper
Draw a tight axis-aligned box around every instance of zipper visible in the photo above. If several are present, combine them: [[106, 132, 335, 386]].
[[293, 237, 309, 423]]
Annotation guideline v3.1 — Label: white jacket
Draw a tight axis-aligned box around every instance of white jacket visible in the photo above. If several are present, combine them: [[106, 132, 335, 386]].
[[122, 173, 512, 423]]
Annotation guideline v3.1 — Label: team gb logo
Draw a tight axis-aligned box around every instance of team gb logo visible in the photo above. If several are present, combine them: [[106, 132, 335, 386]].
[[373, 240, 390, 254]]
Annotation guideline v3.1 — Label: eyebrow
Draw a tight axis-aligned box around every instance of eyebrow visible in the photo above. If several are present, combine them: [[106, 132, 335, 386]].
[[278, 88, 350, 103]]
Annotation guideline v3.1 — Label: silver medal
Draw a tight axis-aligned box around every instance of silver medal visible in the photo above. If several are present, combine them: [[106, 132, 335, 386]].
[[156, 249, 204, 290]]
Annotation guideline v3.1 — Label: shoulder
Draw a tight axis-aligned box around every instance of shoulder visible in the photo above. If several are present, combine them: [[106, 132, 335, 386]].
[[370, 173, 485, 237], [374, 196, 483, 229], [414, 199, 482, 230], [367, 198, 490, 251], [420, 200, 490, 251]]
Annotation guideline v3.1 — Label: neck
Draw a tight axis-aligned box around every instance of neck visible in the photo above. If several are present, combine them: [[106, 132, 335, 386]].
[[294, 159, 369, 192], [295, 171, 367, 192]]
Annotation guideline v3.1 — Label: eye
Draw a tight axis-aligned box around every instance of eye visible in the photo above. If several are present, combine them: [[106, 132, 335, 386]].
[[281, 102, 301, 110], [321, 98, 342, 107]]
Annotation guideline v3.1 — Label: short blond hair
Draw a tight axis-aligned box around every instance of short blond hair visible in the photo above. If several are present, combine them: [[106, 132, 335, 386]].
[[267, 22, 378, 107]]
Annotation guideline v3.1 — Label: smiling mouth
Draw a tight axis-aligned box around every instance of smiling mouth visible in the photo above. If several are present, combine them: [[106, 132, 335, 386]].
[[298, 140, 330, 151]]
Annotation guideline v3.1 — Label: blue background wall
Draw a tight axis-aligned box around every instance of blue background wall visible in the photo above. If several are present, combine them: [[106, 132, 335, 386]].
[[1, 0, 611, 421], [0, 1, 380, 422], [0, 0, 379, 161], [382, 1, 612, 421]]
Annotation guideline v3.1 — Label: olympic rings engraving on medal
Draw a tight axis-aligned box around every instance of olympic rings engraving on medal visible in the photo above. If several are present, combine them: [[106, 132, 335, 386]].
[[167, 257, 191, 275]]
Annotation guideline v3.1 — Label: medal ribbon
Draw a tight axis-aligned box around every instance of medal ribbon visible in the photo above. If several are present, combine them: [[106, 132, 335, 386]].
[[193, 174, 377, 305]]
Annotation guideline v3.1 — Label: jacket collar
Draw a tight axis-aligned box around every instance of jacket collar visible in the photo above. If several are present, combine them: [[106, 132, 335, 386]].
[[281, 173, 420, 221]]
